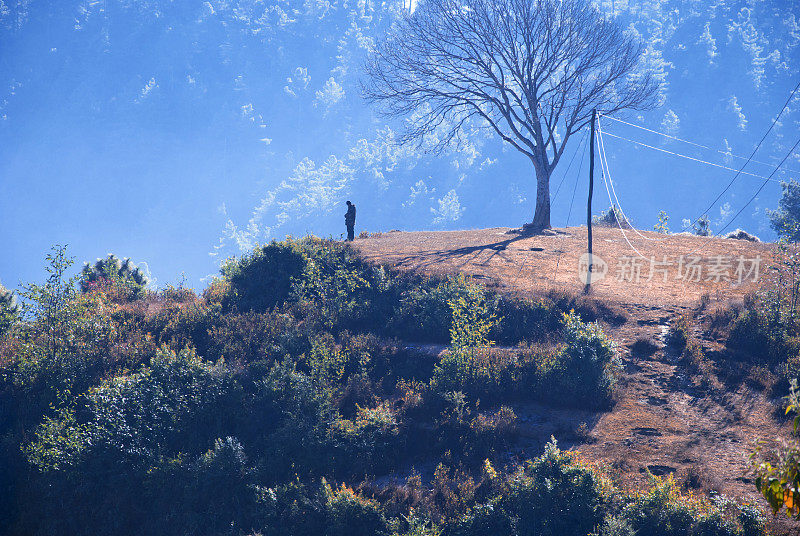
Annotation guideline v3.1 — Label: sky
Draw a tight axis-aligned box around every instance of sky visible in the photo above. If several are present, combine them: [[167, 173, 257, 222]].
[[1, 0, 799, 291]]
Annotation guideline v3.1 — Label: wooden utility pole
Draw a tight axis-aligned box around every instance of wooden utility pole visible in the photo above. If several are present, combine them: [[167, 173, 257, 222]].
[[585, 109, 596, 293]]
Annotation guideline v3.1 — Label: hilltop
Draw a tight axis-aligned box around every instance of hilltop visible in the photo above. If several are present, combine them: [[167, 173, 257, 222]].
[[354, 226, 771, 308], [355, 226, 790, 520]]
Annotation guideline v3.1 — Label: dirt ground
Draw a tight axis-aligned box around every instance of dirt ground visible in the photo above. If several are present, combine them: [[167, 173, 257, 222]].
[[354, 226, 795, 533], [355, 226, 772, 308]]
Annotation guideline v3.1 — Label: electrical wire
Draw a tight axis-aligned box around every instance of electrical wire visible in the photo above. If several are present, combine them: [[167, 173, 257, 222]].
[[685, 135, 800, 257], [601, 131, 786, 184], [596, 117, 659, 241], [552, 129, 587, 204], [566, 132, 587, 227], [681, 80, 800, 230], [600, 114, 800, 175], [553, 129, 589, 283], [596, 129, 650, 260]]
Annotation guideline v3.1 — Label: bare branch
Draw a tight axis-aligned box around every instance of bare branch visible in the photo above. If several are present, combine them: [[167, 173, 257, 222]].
[[362, 0, 658, 227]]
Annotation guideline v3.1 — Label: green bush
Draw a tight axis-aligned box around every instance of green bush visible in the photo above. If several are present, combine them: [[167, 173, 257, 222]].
[[666, 314, 691, 351], [21, 346, 242, 534], [593, 205, 630, 228], [331, 402, 400, 473], [221, 240, 307, 312], [538, 312, 619, 409], [499, 439, 610, 536], [241, 360, 335, 482], [619, 475, 745, 536], [80, 253, 149, 301], [430, 277, 503, 399], [494, 296, 561, 345], [727, 308, 773, 360], [326, 482, 390, 536], [291, 238, 397, 333], [27, 346, 238, 472], [390, 274, 494, 343], [205, 309, 308, 366]]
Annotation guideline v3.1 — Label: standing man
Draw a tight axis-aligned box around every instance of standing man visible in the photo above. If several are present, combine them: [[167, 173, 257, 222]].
[[345, 200, 357, 241]]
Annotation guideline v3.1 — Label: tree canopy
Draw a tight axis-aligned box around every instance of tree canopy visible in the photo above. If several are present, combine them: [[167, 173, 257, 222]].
[[364, 0, 658, 229]]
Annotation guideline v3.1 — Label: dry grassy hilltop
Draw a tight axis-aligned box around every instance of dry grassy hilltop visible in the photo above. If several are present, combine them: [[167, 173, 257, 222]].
[[355, 226, 771, 308], [355, 226, 791, 529]]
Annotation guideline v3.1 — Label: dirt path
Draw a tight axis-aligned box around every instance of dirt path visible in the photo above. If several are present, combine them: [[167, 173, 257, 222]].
[[355, 227, 791, 524]]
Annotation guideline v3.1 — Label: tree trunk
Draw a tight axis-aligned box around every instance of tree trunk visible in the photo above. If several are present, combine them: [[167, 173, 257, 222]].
[[529, 166, 551, 230]]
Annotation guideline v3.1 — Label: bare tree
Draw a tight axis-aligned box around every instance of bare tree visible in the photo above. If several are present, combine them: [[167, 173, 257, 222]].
[[363, 0, 658, 230]]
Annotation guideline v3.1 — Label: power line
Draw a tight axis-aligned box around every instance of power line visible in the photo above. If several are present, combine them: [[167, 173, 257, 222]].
[[553, 129, 589, 283], [566, 130, 588, 226], [602, 131, 786, 184], [597, 129, 649, 260], [683, 79, 800, 230], [552, 129, 587, 204], [596, 117, 659, 241], [600, 114, 800, 175], [686, 134, 800, 257]]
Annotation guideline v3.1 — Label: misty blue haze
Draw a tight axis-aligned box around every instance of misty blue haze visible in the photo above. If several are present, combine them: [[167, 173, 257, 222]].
[[1, 0, 798, 290]]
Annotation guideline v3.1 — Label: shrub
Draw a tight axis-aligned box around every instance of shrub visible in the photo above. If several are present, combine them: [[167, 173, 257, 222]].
[[221, 240, 307, 312], [145, 294, 218, 354], [654, 210, 670, 234], [726, 307, 788, 363], [666, 314, 691, 351], [242, 360, 335, 482], [693, 215, 712, 236], [291, 238, 397, 333], [254, 479, 328, 535], [538, 312, 619, 409], [326, 483, 389, 536], [593, 205, 630, 228], [494, 296, 561, 345], [430, 278, 503, 398], [21, 347, 242, 534], [499, 439, 611, 536], [469, 406, 518, 456], [205, 309, 307, 367], [26, 347, 238, 473], [80, 254, 149, 301], [390, 274, 493, 343], [769, 179, 800, 242], [591, 514, 636, 536], [723, 229, 760, 242], [451, 502, 513, 536], [619, 474, 743, 536], [331, 401, 400, 473], [752, 379, 800, 520]]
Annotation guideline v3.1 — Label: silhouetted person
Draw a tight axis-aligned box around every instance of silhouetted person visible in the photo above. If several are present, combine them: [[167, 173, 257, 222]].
[[345, 200, 356, 241]]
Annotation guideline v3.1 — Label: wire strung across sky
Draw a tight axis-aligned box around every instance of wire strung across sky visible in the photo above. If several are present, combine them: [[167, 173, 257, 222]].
[[596, 126, 650, 260], [551, 127, 588, 204], [551, 128, 589, 283], [596, 116, 659, 241], [684, 134, 800, 257], [600, 131, 786, 184], [601, 114, 800, 176], [600, 79, 800, 235]]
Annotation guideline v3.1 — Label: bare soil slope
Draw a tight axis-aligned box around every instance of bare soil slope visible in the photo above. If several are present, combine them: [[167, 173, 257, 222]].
[[354, 227, 788, 513]]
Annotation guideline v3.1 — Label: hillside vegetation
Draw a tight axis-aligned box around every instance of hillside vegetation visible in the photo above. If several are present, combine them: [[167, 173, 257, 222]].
[[0, 237, 785, 535]]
